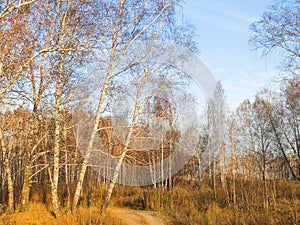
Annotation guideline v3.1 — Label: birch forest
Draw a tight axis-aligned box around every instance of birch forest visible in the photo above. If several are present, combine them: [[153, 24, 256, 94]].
[[0, 0, 299, 224]]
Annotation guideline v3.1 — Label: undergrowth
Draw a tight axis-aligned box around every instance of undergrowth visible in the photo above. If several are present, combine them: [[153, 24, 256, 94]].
[[1, 179, 299, 225]]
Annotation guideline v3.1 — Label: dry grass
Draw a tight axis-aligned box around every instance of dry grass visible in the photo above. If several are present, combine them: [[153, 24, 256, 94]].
[[1, 179, 300, 225], [0, 202, 123, 225], [109, 179, 300, 225]]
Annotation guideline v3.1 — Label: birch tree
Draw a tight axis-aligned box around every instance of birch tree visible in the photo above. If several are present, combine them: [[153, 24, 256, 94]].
[[45, 0, 105, 216], [249, 0, 300, 74], [1, 0, 104, 214], [0, 0, 41, 212], [268, 78, 300, 179], [0, 117, 14, 212], [72, 0, 182, 210], [206, 82, 226, 195]]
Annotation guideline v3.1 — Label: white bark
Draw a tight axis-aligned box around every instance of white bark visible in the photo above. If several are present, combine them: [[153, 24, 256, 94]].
[[0, 127, 14, 212]]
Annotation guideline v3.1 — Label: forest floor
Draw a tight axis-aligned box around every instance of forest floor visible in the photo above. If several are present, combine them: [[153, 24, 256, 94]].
[[0, 202, 171, 225], [108, 207, 170, 225]]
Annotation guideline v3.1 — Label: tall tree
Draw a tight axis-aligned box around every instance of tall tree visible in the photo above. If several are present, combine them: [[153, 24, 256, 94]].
[[1, 0, 104, 214], [46, 0, 104, 216], [249, 0, 300, 74], [72, 0, 182, 210], [206, 82, 226, 196], [269, 77, 300, 179]]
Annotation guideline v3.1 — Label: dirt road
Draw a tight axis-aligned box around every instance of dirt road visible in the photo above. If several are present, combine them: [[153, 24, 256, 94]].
[[108, 207, 170, 225]]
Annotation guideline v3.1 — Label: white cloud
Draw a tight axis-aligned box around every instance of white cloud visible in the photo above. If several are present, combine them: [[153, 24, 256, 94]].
[[196, 12, 249, 33], [184, 1, 257, 34]]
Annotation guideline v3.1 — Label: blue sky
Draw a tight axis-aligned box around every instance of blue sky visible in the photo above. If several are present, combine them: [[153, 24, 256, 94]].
[[179, 0, 281, 110]]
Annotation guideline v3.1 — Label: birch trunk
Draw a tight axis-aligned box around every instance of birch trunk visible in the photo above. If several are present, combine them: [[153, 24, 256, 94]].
[[100, 79, 141, 215], [20, 164, 31, 211], [51, 52, 65, 217], [72, 68, 113, 209], [20, 108, 37, 211], [72, 0, 126, 210], [100, 148, 128, 214], [0, 127, 14, 212]]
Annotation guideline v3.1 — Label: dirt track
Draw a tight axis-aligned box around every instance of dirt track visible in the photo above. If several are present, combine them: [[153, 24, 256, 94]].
[[108, 207, 169, 225]]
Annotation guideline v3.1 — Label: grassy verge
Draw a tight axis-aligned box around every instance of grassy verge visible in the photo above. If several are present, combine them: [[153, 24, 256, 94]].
[[1, 179, 299, 225]]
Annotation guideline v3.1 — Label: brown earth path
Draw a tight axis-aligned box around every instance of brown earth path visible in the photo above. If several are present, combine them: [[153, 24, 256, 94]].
[[108, 207, 171, 225]]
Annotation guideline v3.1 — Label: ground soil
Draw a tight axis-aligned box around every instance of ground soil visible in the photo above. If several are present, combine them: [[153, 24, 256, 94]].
[[108, 207, 171, 225]]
